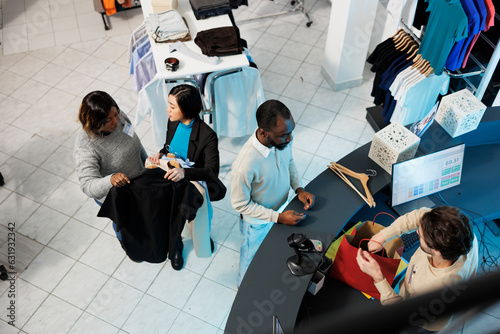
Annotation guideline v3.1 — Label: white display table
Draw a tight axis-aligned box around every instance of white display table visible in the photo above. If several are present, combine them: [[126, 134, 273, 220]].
[[141, 0, 249, 79]]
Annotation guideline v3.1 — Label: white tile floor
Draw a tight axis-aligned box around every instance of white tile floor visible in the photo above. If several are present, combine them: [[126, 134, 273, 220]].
[[1, 0, 499, 333]]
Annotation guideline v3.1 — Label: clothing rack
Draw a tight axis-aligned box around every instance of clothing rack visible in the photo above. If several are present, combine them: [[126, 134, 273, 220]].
[[399, 19, 485, 79], [100, 0, 142, 30], [236, 0, 313, 27]]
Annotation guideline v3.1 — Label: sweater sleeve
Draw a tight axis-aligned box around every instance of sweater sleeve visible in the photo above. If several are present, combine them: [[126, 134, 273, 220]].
[[380, 207, 431, 241], [289, 153, 302, 192], [230, 167, 280, 223], [374, 278, 403, 305], [73, 140, 113, 201]]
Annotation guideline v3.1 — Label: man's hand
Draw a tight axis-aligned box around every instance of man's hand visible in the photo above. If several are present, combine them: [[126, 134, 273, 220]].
[[296, 188, 315, 210], [367, 232, 386, 253], [356, 248, 384, 282], [278, 210, 306, 226], [111, 172, 130, 187]]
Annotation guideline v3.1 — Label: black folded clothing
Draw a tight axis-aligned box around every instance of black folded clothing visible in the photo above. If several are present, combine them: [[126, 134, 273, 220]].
[[189, 0, 232, 20], [195, 26, 244, 56]]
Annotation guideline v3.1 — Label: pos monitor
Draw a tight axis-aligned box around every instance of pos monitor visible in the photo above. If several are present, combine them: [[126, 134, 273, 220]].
[[391, 143, 465, 215]]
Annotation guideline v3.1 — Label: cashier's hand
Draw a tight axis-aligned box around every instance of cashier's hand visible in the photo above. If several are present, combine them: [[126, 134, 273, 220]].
[[367, 232, 386, 253], [296, 188, 315, 210], [278, 210, 306, 226], [356, 248, 384, 282], [111, 172, 130, 187]]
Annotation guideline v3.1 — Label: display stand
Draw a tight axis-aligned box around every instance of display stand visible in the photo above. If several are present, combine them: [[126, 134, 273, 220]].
[[365, 105, 387, 132], [95, 0, 142, 30]]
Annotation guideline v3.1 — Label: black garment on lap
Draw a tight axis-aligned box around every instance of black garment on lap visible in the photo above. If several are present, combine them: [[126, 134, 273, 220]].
[[98, 168, 203, 263]]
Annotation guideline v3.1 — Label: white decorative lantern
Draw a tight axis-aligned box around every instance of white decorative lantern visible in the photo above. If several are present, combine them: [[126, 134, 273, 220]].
[[368, 122, 421, 175], [435, 89, 486, 138]]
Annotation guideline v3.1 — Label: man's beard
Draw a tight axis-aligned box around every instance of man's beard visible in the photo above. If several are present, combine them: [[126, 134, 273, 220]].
[[270, 139, 290, 151]]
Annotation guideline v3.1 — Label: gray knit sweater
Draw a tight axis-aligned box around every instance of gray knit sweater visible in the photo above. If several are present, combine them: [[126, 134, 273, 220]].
[[73, 112, 148, 203]]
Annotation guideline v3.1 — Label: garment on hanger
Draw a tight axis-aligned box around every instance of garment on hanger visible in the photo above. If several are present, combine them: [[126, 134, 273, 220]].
[[128, 23, 148, 61], [386, 66, 426, 123], [418, 0, 468, 75], [136, 78, 188, 147], [129, 37, 151, 75], [400, 0, 419, 28], [131, 50, 157, 93], [391, 73, 449, 125], [129, 32, 149, 63], [102, 0, 132, 15], [368, 39, 410, 105], [445, 0, 481, 71], [412, 0, 430, 30], [202, 66, 264, 137], [368, 29, 447, 126], [460, 0, 495, 68]]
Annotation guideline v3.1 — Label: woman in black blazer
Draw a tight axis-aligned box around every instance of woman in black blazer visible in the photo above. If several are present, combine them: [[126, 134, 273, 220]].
[[149, 85, 225, 270]]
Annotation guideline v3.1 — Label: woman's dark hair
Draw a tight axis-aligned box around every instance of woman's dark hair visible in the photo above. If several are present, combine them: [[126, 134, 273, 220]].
[[256, 100, 292, 131], [78, 91, 119, 136], [169, 85, 203, 120], [420, 206, 474, 261]]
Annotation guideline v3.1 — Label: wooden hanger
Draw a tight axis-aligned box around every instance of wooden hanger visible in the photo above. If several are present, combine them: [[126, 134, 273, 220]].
[[406, 44, 419, 60], [392, 30, 406, 44], [424, 65, 434, 76], [391, 29, 405, 44], [411, 54, 425, 69], [395, 34, 411, 49], [391, 28, 404, 39], [418, 58, 432, 74], [398, 36, 416, 52], [419, 60, 429, 74], [328, 162, 376, 208]]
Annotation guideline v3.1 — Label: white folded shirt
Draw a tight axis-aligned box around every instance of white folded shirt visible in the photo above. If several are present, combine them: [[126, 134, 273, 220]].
[[145, 9, 189, 42]]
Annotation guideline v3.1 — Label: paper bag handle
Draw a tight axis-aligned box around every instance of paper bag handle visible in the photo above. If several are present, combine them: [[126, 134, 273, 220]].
[[359, 238, 385, 257], [372, 212, 396, 225]]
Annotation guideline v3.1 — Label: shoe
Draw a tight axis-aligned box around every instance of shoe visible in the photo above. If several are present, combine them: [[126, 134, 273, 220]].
[[210, 238, 215, 253], [171, 237, 184, 270]]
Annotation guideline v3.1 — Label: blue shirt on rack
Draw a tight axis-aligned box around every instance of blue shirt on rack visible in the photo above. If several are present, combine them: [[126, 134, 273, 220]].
[[455, 0, 488, 68], [419, 0, 468, 75], [169, 119, 194, 161], [445, 0, 480, 71]]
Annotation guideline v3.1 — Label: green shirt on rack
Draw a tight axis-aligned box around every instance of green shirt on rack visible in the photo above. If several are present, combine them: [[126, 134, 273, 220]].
[[418, 0, 468, 75]]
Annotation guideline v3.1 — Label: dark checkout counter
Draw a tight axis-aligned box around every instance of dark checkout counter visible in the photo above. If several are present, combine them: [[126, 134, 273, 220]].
[[224, 106, 500, 334]]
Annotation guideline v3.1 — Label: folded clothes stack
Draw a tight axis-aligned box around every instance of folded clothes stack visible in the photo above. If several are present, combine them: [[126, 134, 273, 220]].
[[144, 9, 190, 42]]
